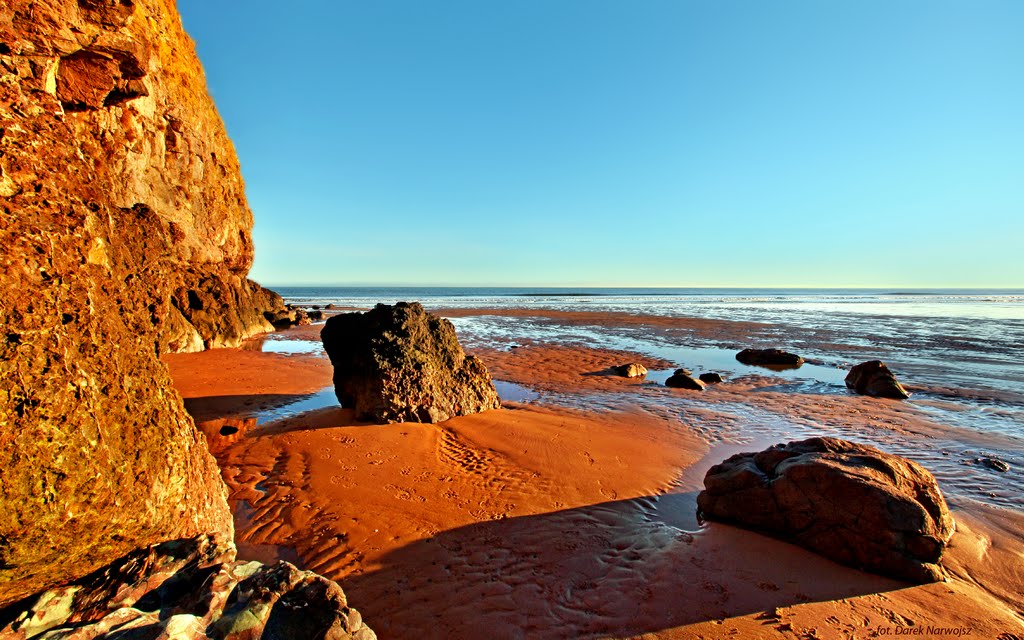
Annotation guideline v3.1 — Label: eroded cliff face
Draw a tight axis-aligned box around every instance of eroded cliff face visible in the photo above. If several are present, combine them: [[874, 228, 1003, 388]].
[[0, 0, 282, 605], [1, 0, 284, 354]]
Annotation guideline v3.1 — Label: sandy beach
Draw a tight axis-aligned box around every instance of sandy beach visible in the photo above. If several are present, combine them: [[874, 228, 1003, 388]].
[[163, 309, 1024, 639]]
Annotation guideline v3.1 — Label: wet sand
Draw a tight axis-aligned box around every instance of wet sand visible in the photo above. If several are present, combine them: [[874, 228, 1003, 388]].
[[164, 316, 1024, 639]]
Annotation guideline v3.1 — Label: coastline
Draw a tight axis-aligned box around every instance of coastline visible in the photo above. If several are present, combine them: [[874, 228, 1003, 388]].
[[164, 305, 1024, 638]]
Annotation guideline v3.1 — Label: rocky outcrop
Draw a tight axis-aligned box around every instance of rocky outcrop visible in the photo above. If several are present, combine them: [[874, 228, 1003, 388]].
[[699, 372, 724, 384], [845, 360, 910, 399], [697, 437, 955, 583], [0, 535, 375, 639], [0, 0, 281, 605], [167, 275, 285, 353], [666, 369, 706, 390], [736, 348, 804, 367], [0, 0, 285, 355], [321, 302, 501, 423], [612, 363, 647, 378]]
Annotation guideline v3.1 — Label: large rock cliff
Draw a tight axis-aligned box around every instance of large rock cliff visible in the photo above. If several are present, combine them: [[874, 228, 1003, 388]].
[[0, 0, 284, 605]]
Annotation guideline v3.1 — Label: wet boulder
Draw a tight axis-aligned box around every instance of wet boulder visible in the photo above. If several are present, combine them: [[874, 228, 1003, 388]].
[[977, 457, 1010, 473], [612, 363, 648, 378], [320, 302, 501, 423], [699, 372, 724, 384], [666, 369, 706, 390], [736, 348, 804, 367], [697, 437, 954, 583], [845, 360, 910, 399]]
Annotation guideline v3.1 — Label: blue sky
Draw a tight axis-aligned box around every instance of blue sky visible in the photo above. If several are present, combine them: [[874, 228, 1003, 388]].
[[177, 1, 1023, 287]]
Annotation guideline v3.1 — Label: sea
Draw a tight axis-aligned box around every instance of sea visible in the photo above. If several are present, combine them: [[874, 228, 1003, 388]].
[[270, 287, 1024, 510]]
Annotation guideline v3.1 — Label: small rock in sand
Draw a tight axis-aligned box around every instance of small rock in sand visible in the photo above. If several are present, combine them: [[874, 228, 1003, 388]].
[[977, 457, 1010, 473], [612, 363, 648, 378], [845, 360, 910, 399], [666, 369, 706, 390]]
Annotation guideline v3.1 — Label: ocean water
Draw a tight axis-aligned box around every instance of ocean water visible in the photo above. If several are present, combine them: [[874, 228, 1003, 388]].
[[274, 286, 1024, 509], [279, 286, 1024, 387]]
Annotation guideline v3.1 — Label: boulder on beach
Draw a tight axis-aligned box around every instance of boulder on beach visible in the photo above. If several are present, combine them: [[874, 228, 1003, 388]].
[[320, 302, 501, 423], [845, 360, 910, 399], [612, 363, 648, 378], [294, 308, 312, 326], [666, 369, 706, 390], [699, 372, 724, 384], [308, 309, 324, 321], [697, 437, 955, 583], [736, 348, 804, 367], [0, 535, 375, 640]]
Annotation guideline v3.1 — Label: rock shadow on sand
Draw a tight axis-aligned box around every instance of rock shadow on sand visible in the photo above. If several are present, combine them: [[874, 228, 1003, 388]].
[[339, 495, 907, 640]]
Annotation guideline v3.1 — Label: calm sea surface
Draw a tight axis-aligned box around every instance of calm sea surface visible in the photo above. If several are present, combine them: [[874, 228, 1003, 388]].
[[273, 287, 1024, 508]]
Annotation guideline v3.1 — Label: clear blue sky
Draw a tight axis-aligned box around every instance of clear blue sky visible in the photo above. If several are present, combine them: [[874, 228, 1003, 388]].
[[177, 1, 1023, 287]]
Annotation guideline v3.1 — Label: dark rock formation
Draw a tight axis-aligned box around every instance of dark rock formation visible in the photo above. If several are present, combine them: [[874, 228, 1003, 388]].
[[168, 275, 286, 352], [321, 302, 501, 423], [612, 363, 647, 378], [308, 309, 324, 321], [977, 457, 1010, 473], [697, 437, 955, 583], [0, 535, 375, 639], [1, 0, 286, 607], [845, 360, 910, 399], [666, 369, 706, 390], [699, 372, 724, 384], [736, 348, 804, 367]]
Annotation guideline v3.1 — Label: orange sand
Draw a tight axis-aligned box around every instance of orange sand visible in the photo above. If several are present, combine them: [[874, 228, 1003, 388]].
[[165, 325, 1024, 639]]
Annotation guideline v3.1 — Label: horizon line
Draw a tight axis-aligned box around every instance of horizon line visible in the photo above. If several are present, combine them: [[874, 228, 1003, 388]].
[[255, 283, 1024, 290]]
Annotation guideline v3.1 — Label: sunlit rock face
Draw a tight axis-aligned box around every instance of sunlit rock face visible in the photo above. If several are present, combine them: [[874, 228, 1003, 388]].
[[698, 437, 955, 583], [0, 0, 286, 605]]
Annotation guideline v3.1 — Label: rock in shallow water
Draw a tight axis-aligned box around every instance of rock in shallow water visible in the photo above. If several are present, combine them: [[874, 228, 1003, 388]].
[[697, 437, 954, 583], [665, 369, 706, 390], [736, 348, 804, 366], [321, 302, 501, 423], [845, 360, 910, 399], [699, 372, 724, 384], [0, 535, 375, 640]]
